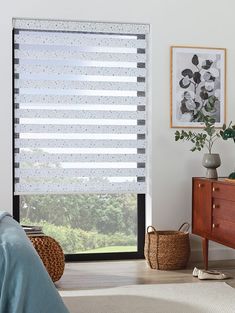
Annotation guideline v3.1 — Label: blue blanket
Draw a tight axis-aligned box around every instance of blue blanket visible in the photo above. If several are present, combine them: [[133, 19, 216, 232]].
[[0, 212, 69, 313]]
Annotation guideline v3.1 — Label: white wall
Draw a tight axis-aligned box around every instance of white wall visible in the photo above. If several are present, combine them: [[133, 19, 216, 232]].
[[1, 0, 235, 260]]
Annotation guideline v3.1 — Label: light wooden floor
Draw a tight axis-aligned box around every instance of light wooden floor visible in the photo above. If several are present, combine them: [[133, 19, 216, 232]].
[[56, 259, 235, 291]]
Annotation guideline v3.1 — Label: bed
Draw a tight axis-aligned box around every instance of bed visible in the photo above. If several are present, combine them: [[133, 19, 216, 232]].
[[0, 211, 69, 313]]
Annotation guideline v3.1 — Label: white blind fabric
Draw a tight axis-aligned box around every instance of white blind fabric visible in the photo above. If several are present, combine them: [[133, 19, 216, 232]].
[[13, 18, 149, 195]]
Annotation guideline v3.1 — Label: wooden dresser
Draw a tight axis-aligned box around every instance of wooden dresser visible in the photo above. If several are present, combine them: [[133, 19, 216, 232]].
[[192, 177, 235, 269]]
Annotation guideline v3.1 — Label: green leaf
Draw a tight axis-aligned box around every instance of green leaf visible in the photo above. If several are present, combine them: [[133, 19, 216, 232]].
[[208, 96, 216, 105], [209, 118, 216, 124], [175, 133, 180, 141], [205, 103, 213, 112], [204, 126, 213, 136]]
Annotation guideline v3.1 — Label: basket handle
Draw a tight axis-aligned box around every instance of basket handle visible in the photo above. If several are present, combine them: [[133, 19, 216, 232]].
[[178, 222, 190, 233], [147, 225, 158, 234], [146, 226, 159, 270]]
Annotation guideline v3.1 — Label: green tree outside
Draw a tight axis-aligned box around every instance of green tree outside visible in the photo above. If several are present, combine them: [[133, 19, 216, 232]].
[[20, 193, 137, 254]]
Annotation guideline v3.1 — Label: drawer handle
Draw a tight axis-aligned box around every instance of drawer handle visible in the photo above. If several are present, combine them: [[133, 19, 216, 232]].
[[213, 187, 219, 192], [198, 183, 204, 188], [212, 204, 219, 209], [212, 223, 219, 229]]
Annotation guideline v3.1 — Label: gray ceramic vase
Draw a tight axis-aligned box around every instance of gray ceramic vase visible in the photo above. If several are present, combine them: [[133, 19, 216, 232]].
[[202, 153, 221, 179]]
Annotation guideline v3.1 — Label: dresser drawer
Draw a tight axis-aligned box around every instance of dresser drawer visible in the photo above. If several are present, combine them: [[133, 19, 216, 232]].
[[212, 217, 235, 246], [212, 199, 235, 223], [212, 183, 235, 201], [192, 178, 212, 235]]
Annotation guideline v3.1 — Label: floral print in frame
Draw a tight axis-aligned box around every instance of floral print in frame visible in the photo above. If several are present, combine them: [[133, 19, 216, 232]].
[[170, 46, 226, 128]]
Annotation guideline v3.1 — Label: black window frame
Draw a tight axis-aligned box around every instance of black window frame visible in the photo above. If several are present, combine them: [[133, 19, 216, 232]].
[[13, 194, 145, 261], [12, 29, 146, 262]]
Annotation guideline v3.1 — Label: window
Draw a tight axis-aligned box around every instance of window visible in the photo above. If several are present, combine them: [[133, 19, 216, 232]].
[[13, 19, 149, 260]]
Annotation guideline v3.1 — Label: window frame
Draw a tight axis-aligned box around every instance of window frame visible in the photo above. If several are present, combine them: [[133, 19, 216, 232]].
[[12, 194, 145, 261], [12, 27, 146, 261]]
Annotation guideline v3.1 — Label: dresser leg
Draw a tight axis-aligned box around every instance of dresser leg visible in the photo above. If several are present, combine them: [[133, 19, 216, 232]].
[[202, 238, 208, 270]]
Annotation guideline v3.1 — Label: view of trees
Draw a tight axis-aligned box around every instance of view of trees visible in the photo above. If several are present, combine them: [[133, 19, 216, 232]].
[[20, 193, 137, 254]]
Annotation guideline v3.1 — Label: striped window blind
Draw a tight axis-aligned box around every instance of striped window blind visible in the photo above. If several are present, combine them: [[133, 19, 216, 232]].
[[13, 19, 149, 194]]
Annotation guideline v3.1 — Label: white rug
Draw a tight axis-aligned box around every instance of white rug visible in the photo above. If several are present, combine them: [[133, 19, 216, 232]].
[[60, 282, 235, 313]]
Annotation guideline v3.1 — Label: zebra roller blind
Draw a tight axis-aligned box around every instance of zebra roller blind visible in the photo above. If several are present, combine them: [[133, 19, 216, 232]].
[[13, 19, 149, 194]]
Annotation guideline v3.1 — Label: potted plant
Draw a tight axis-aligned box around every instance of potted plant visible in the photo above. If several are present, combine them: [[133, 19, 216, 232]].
[[175, 112, 235, 178]]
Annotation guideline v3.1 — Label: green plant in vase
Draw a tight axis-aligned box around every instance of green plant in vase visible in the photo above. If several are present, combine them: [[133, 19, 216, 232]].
[[175, 112, 235, 179], [220, 122, 235, 179]]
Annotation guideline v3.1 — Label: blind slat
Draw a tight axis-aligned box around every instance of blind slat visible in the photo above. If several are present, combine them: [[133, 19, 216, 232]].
[[15, 168, 145, 178], [15, 139, 146, 148], [14, 182, 146, 194], [15, 80, 145, 91], [15, 33, 146, 48], [15, 124, 146, 134], [15, 64, 146, 77], [15, 153, 146, 163], [15, 95, 146, 105], [15, 109, 146, 120], [15, 50, 146, 62]]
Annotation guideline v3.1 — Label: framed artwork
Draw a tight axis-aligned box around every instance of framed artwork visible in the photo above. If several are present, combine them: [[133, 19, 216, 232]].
[[170, 46, 226, 128]]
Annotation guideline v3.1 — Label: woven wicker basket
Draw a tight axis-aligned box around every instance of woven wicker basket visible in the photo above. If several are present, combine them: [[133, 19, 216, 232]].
[[144, 223, 190, 270], [29, 235, 65, 282]]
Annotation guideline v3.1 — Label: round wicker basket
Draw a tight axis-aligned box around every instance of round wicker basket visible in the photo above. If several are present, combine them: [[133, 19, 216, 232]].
[[29, 235, 65, 282], [144, 223, 190, 270]]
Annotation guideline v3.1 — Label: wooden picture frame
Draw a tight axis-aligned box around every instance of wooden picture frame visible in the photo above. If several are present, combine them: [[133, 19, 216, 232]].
[[170, 46, 226, 128]]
